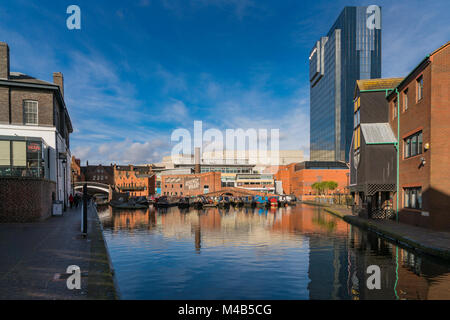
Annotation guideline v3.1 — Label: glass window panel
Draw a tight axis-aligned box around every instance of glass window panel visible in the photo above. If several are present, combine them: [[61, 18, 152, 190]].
[[417, 189, 422, 209], [418, 132, 423, 154], [404, 190, 409, 208], [0, 141, 11, 166], [411, 135, 418, 156], [12, 141, 26, 166], [404, 140, 409, 158]]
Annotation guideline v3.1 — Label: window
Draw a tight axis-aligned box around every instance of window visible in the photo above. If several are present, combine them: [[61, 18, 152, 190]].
[[13, 141, 26, 167], [404, 187, 422, 209], [23, 101, 38, 125], [0, 141, 10, 166], [417, 76, 423, 101], [404, 131, 423, 158], [0, 139, 43, 178], [403, 89, 408, 111]]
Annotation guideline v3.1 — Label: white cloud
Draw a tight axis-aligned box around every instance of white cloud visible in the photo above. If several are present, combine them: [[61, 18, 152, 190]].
[[73, 138, 170, 165]]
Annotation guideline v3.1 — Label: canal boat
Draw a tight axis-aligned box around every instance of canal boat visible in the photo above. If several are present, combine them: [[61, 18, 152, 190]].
[[109, 198, 148, 209], [278, 195, 288, 207], [243, 196, 253, 207], [235, 197, 244, 207], [218, 196, 231, 208], [190, 197, 204, 209], [286, 195, 297, 205], [253, 195, 268, 207], [177, 197, 190, 209], [269, 196, 279, 208], [155, 196, 175, 208], [136, 196, 149, 206]]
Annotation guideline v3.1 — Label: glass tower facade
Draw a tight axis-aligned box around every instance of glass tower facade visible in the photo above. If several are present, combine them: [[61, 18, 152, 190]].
[[309, 6, 381, 162]]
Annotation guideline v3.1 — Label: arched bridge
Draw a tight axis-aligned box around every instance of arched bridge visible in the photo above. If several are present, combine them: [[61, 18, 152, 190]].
[[204, 187, 269, 197], [74, 181, 111, 194]]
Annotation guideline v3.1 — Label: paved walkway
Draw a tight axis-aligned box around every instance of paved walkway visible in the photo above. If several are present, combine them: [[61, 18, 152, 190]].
[[303, 202, 450, 261], [0, 204, 117, 300]]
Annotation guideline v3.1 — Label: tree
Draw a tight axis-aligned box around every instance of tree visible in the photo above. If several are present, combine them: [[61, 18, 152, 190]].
[[326, 181, 338, 193], [311, 181, 338, 195]]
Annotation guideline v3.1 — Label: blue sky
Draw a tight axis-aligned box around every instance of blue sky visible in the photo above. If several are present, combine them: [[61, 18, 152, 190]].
[[0, 0, 449, 164]]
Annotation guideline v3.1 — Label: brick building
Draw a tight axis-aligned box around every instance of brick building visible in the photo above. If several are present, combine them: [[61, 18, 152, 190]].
[[275, 161, 349, 200], [387, 42, 450, 230], [161, 172, 221, 197], [71, 156, 82, 183], [82, 162, 114, 185], [114, 164, 156, 197], [0, 42, 73, 221]]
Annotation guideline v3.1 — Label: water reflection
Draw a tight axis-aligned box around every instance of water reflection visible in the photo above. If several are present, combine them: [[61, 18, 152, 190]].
[[99, 204, 450, 300]]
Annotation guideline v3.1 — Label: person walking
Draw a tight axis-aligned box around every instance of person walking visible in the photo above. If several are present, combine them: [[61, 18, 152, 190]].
[[69, 194, 74, 208]]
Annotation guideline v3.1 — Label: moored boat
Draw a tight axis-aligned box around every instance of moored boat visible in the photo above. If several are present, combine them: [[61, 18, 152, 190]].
[[109, 198, 148, 209], [218, 196, 230, 208], [177, 197, 190, 209], [269, 196, 278, 208]]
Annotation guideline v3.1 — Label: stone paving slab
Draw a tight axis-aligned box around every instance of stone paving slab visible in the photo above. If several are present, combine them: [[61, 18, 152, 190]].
[[0, 204, 117, 300]]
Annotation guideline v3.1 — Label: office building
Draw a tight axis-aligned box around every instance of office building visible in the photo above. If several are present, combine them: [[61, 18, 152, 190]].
[[309, 6, 382, 162]]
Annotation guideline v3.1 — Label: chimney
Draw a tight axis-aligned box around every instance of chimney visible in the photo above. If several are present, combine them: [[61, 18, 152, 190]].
[[0, 42, 10, 80], [53, 72, 64, 97], [194, 147, 201, 174]]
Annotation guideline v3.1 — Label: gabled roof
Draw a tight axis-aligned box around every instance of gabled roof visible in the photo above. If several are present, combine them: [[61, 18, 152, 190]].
[[360, 123, 396, 144]]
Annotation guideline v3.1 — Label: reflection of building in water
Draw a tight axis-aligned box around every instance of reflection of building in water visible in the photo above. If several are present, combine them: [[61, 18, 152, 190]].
[[98, 205, 450, 299], [307, 236, 348, 299], [158, 207, 311, 249], [347, 228, 397, 300], [99, 206, 157, 232], [271, 206, 348, 236], [347, 227, 450, 300]]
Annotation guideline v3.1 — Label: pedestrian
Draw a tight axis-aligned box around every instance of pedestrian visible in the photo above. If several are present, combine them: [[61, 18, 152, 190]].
[[69, 194, 74, 208], [74, 194, 79, 208]]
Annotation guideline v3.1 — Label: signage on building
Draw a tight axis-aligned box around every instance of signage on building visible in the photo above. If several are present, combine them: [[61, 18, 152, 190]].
[[185, 177, 200, 190], [27, 142, 41, 152]]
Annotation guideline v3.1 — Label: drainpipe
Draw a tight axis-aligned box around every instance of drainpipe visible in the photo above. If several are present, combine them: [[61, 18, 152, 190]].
[[395, 88, 400, 223]]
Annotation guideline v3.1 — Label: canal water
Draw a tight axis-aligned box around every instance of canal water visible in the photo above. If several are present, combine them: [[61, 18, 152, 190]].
[[98, 204, 450, 300]]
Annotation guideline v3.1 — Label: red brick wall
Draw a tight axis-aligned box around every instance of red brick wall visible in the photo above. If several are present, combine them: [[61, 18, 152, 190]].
[[162, 172, 221, 196], [275, 165, 349, 198], [429, 44, 450, 230], [388, 43, 450, 230], [0, 178, 56, 222]]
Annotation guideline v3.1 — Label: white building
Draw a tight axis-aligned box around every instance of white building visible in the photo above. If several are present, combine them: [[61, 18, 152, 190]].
[[0, 42, 72, 212]]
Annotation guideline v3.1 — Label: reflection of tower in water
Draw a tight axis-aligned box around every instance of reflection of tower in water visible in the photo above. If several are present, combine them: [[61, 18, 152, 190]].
[[191, 212, 201, 253]]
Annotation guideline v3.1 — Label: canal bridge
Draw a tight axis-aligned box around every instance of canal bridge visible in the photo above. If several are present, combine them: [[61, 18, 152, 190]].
[[204, 187, 269, 197], [74, 181, 112, 194]]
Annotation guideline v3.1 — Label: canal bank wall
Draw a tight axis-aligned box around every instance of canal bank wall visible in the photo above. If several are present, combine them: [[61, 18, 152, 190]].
[[301, 201, 450, 261], [87, 204, 119, 300]]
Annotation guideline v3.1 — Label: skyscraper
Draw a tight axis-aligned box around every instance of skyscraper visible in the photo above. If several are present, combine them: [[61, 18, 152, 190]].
[[309, 6, 381, 162]]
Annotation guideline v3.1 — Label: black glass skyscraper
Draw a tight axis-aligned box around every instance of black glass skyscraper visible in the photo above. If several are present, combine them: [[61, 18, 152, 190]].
[[309, 6, 381, 162]]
